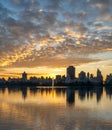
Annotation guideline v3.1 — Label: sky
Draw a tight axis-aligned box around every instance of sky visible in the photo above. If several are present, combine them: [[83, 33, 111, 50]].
[[0, 0, 112, 79]]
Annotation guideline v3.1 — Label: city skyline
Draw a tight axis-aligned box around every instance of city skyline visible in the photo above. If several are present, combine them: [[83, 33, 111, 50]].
[[0, 0, 112, 79], [0, 65, 110, 82], [0, 65, 112, 86], [0, 66, 104, 79]]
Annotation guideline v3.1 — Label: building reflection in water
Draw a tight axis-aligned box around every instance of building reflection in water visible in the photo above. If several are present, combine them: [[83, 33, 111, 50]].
[[66, 88, 75, 105], [105, 86, 112, 100], [0, 86, 112, 130], [0, 86, 110, 105]]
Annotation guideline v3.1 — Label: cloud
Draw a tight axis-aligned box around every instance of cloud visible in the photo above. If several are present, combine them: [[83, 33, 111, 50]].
[[91, 0, 110, 8], [65, 27, 87, 38], [88, 21, 103, 27], [90, 0, 112, 21], [0, 0, 112, 71], [47, 0, 63, 9], [0, 42, 35, 67], [2, 34, 111, 69], [97, 26, 112, 31]]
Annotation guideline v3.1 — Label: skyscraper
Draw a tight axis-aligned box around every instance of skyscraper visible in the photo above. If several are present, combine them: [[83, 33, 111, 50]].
[[66, 66, 75, 79], [22, 71, 27, 81], [96, 69, 103, 83], [79, 71, 86, 80]]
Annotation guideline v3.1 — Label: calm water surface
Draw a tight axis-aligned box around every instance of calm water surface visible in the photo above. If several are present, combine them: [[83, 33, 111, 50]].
[[0, 86, 112, 130]]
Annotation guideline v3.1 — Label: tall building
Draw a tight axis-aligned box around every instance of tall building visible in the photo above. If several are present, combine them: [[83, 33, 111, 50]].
[[22, 71, 27, 81], [66, 66, 75, 79], [79, 71, 86, 80], [87, 72, 90, 79], [105, 73, 112, 84], [56, 75, 61, 80], [55, 75, 61, 84], [96, 69, 103, 83]]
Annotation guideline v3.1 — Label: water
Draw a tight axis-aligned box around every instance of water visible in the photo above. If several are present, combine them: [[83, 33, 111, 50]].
[[0, 86, 112, 130]]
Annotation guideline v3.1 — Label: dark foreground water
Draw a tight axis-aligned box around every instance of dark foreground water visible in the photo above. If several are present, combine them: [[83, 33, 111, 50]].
[[0, 86, 112, 130]]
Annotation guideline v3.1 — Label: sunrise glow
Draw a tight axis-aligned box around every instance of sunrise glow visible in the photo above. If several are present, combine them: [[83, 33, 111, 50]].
[[0, 0, 112, 79]]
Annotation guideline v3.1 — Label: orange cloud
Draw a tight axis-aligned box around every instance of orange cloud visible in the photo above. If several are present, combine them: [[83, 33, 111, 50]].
[[65, 27, 86, 39], [0, 42, 35, 67]]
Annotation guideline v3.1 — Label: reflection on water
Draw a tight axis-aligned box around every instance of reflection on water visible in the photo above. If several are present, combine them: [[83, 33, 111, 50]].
[[0, 86, 112, 130]]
